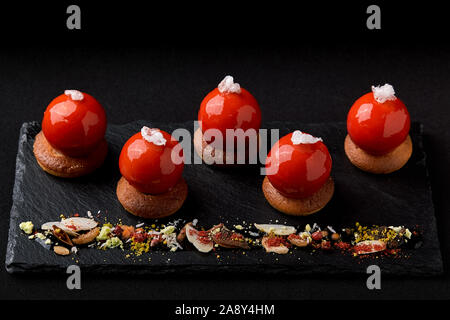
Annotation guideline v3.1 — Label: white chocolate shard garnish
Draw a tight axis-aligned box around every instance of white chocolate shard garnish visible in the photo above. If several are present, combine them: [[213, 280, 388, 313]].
[[218, 75, 241, 94], [141, 126, 167, 146], [371, 84, 396, 103], [291, 130, 323, 145], [61, 217, 98, 231], [42, 217, 98, 236], [64, 90, 84, 101], [254, 223, 296, 236]]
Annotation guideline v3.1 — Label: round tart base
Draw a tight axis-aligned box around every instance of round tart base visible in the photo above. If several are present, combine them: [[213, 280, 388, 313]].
[[262, 176, 334, 216], [344, 134, 412, 174], [193, 128, 258, 166], [116, 176, 188, 219], [33, 131, 108, 178]]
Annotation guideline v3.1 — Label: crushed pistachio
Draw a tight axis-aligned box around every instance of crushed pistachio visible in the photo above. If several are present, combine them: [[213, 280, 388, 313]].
[[160, 225, 175, 235], [130, 241, 150, 256], [35, 232, 46, 240], [103, 236, 123, 249], [389, 226, 402, 233], [354, 225, 404, 245], [405, 229, 412, 239], [96, 225, 112, 241], [19, 221, 34, 234]]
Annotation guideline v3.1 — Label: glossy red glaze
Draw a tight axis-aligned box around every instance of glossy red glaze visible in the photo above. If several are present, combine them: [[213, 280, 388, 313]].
[[42, 92, 107, 157], [265, 132, 332, 199], [198, 87, 261, 145], [347, 92, 410, 155], [119, 130, 184, 194]]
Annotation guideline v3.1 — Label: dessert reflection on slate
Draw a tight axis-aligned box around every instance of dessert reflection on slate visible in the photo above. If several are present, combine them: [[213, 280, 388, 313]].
[[13, 75, 436, 267]]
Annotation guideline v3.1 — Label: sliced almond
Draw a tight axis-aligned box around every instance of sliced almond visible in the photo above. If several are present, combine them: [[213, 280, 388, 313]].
[[254, 223, 296, 236], [72, 227, 100, 245], [53, 246, 70, 256]]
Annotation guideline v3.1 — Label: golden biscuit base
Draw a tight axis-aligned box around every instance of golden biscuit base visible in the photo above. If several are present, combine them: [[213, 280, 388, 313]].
[[33, 131, 108, 178], [116, 176, 188, 219], [262, 176, 334, 216], [344, 134, 412, 174]]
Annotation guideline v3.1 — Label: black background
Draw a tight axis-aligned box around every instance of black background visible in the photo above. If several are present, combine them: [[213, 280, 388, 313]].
[[0, 1, 449, 300]]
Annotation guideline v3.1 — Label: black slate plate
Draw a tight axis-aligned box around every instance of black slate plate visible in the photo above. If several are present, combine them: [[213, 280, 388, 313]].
[[5, 121, 443, 275]]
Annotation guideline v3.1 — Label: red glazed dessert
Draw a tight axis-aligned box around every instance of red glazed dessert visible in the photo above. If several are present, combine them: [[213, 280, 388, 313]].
[[116, 126, 187, 219], [345, 84, 412, 174], [33, 90, 108, 178], [263, 131, 334, 216], [42, 90, 107, 157], [194, 75, 261, 165]]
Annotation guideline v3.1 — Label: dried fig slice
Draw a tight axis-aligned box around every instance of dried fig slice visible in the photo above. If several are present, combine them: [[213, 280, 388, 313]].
[[261, 236, 289, 254], [353, 240, 386, 255], [52, 225, 73, 246], [185, 223, 213, 253], [53, 246, 70, 256], [72, 227, 100, 245], [209, 224, 250, 249]]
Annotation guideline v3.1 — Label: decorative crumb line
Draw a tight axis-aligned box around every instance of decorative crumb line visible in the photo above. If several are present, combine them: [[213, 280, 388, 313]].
[[19, 214, 423, 260]]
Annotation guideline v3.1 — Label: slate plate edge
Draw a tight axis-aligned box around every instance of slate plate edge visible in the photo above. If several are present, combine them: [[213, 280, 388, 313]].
[[4, 121, 444, 276]]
